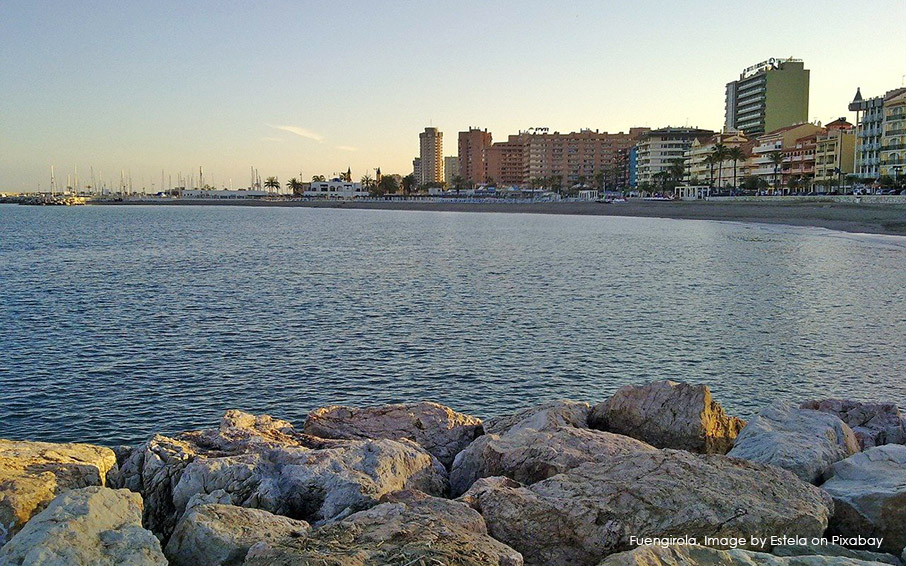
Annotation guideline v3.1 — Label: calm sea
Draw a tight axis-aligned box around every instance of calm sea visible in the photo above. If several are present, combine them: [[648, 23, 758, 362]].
[[1, 204, 904, 446]]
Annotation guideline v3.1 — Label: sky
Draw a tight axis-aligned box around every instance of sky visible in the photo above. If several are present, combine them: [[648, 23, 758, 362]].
[[1, 1, 905, 192]]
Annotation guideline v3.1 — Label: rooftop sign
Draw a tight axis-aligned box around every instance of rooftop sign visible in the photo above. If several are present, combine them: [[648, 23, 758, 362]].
[[741, 57, 801, 79]]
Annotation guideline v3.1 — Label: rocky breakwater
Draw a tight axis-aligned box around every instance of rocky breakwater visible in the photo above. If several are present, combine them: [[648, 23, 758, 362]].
[[0, 381, 904, 566]]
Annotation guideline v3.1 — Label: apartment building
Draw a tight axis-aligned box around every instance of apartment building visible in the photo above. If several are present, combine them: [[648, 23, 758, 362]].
[[483, 128, 648, 189], [750, 123, 824, 188], [457, 128, 492, 185], [725, 58, 810, 137], [880, 89, 906, 181], [683, 131, 750, 187], [636, 127, 714, 186], [814, 118, 855, 187], [417, 127, 444, 185], [444, 156, 459, 187], [849, 87, 906, 179]]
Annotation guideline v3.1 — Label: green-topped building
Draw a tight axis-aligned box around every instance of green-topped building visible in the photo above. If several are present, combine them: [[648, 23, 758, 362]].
[[724, 58, 810, 137]]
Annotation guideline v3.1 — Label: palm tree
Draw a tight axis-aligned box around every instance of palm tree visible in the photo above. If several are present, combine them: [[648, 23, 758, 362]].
[[712, 143, 730, 191], [726, 146, 745, 193], [667, 159, 686, 185], [264, 176, 280, 194], [311, 175, 326, 182], [401, 174, 416, 195], [704, 154, 716, 187], [286, 178, 304, 196], [360, 173, 374, 190], [768, 151, 785, 193]]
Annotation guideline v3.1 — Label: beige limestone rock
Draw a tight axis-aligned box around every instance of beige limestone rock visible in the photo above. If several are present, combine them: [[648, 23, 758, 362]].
[[114, 410, 447, 543], [821, 444, 906, 555], [589, 380, 745, 454], [450, 425, 655, 496], [483, 400, 592, 435], [165, 503, 310, 566], [0, 486, 165, 565], [460, 450, 833, 566], [0, 439, 117, 545], [303, 401, 482, 467], [598, 544, 894, 566], [801, 399, 906, 449], [242, 489, 522, 566], [728, 402, 861, 484]]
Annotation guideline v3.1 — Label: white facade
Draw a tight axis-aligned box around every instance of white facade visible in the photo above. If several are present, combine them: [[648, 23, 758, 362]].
[[180, 189, 270, 199], [304, 180, 367, 199]]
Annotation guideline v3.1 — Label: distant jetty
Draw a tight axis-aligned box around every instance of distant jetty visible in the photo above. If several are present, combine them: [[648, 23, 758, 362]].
[[1, 380, 905, 565]]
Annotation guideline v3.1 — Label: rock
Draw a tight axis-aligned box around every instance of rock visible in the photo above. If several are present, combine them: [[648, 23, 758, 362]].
[[0, 439, 117, 545], [598, 544, 894, 565], [114, 410, 447, 542], [450, 426, 654, 496], [165, 503, 310, 566], [242, 489, 522, 566], [303, 401, 482, 468], [0, 486, 165, 565], [171, 437, 448, 524], [821, 444, 906, 554], [483, 400, 591, 435], [727, 402, 860, 484], [773, 543, 902, 565], [459, 450, 833, 566], [588, 380, 745, 454], [801, 399, 906, 449]]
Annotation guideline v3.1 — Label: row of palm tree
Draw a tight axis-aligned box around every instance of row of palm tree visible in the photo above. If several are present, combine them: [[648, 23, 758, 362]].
[[703, 143, 747, 189]]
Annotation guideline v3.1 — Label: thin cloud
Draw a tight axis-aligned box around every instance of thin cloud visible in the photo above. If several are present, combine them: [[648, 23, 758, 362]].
[[260, 137, 283, 142], [336, 145, 358, 151], [268, 124, 323, 142]]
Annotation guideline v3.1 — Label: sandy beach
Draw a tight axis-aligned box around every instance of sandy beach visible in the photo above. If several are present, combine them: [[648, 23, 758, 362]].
[[97, 198, 906, 236]]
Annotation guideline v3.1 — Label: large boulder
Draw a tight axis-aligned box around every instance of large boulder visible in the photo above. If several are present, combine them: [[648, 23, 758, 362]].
[[483, 400, 592, 435], [728, 402, 860, 484], [801, 399, 906, 449], [450, 426, 654, 496], [772, 543, 902, 565], [598, 544, 894, 565], [0, 486, 165, 565], [165, 503, 310, 566], [113, 410, 446, 542], [459, 450, 833, 566], [588, 380, 745, 454], [0, 439, 117, 545], [302, 401, 482, 467], [171, 437, 448, 524], [242, 490, 522, 566], [821, 444, 906, 554]]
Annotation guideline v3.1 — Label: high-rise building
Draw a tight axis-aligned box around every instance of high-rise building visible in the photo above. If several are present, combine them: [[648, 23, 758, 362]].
[[417, 127, 443, 186], [444, 156, 459, 187], [725, 58, 810, 137], [458, 128, 492, 185], [849, 87, 906, 180], [636, 127, 714, 187]]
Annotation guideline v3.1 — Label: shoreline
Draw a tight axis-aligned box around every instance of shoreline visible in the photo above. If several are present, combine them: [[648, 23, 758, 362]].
[[93, 198, 906, 237]]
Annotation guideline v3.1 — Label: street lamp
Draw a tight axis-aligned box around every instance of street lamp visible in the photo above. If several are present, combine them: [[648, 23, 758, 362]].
[[893, 165, 903, 190]]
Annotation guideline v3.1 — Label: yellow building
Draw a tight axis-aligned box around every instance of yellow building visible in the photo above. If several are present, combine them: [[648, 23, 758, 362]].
[[814, 118, 855, 187], [880, 90, 906, 181], [683, 131, 749, 187]]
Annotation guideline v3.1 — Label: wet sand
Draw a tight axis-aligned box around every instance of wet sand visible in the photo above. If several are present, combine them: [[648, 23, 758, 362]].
[[99, 198, 906, 236]]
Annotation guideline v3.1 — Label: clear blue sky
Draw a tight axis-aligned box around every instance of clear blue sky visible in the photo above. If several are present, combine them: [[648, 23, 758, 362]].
[[2, 1, 904, 191]]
